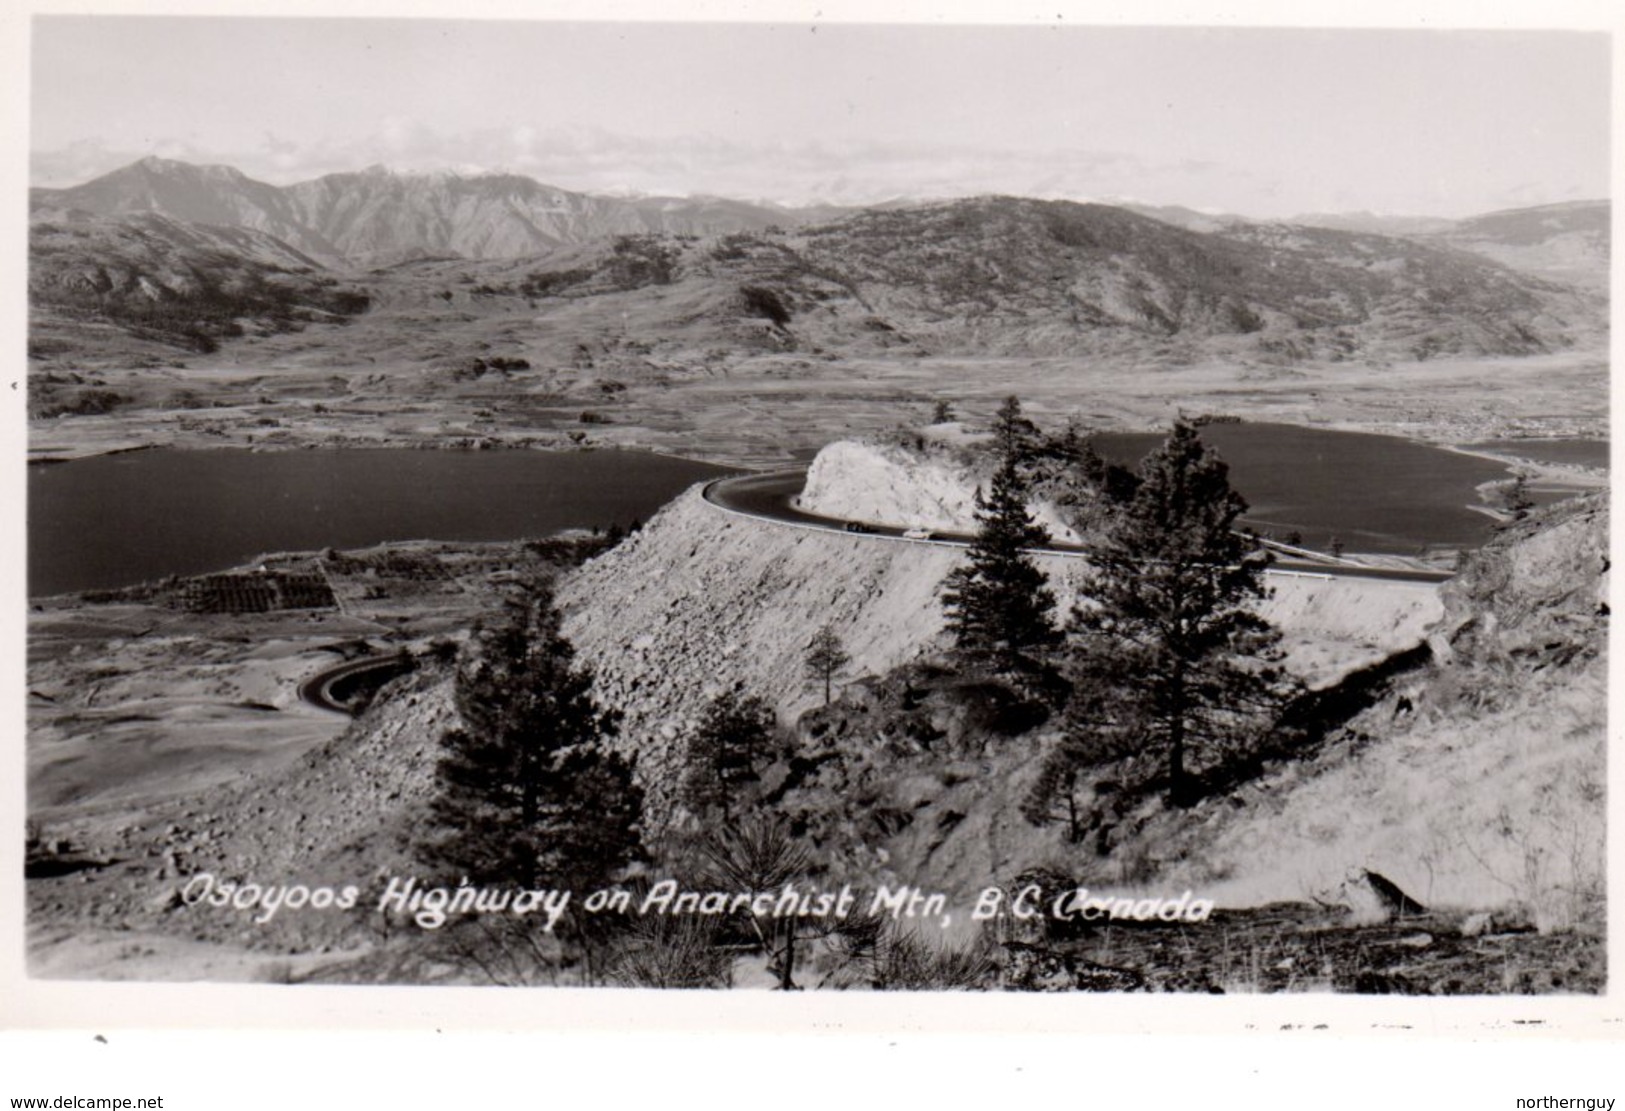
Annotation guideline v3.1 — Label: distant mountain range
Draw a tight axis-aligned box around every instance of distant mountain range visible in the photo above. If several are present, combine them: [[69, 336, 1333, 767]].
[[30, 157, 857, 267], [32, 157, 1610, 280], [27, 157, 1609, 368]]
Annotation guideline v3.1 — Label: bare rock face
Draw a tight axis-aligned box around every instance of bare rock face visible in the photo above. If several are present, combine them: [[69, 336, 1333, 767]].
[[796, 437, 1083, 542], [1439, 492, 1608, 662], [557, 460, 1447, 827], [558, 487, 967, 819]]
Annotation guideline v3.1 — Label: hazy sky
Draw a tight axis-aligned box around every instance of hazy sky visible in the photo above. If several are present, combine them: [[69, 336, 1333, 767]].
[[29, 16, 1612, 217]]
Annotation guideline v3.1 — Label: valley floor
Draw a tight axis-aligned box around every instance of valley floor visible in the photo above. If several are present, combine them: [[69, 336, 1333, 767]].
[[28, 347, 1609, 470]]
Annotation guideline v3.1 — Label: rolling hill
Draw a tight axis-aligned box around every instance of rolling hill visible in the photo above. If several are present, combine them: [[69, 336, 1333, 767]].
[[351, 195, 1599, 366], [30, 157, 832, 266], [28, 172, 1609, 374], [28, 210, 371, 357], [35, 156, 1609, 292], [1422, 200, 1610, 290]]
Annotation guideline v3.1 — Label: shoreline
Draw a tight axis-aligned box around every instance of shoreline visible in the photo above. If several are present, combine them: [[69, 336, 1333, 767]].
[[27, 418, 1610, 600], [24, 345, 1611, 470], [26, 435, 755, 473]]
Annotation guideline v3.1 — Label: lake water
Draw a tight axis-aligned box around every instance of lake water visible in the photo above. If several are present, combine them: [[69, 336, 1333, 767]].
[[29, 425, 1581, 596], [1457, 439, 1610, 470], [29, 448, 735, 597], [1090, 422, 1522, 555]]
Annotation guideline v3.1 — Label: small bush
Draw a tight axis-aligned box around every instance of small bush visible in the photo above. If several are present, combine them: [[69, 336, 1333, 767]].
[[739, 285, 792, 327], [31, 387, 126, 418]]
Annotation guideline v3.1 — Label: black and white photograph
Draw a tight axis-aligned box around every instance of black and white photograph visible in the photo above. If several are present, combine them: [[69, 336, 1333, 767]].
[[11, 6, 1613, 1013]]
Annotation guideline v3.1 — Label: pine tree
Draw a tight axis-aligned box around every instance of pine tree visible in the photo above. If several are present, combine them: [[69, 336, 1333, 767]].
[[1051, 418, 1090, 467], [680, 691, 777, 820], [417, 582, 643, 890], [804, 625, 850, 706], [990, 394, 1039, 464], [1056, 422, 1293, 808], [696, 815, 815, 990], [1040, 420, 1125, 533], [940, 451, 1059, 675]]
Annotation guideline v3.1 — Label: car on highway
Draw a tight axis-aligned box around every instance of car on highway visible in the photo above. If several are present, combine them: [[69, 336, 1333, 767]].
[[902, 528, 936, 540]]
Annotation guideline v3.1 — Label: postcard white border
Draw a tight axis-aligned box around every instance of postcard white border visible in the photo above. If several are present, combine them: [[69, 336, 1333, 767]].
[[2, 0, 1620, 1056]]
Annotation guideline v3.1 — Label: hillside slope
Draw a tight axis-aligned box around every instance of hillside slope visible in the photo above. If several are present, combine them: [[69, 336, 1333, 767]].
[[30, 169, 1608, 372], [282, 196, 1602, 372], [28, 210, 371, 367], [1127, 493, 1609, 923], [797, 434, 1084, 542], [558, 476, 1442, 821], [29, 469, 1595, 986], [30, 157, 347, 263], [1423, 200, 1610, 290]]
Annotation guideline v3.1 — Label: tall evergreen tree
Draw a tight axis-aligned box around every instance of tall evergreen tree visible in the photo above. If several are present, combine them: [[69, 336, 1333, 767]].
[[990, 394, 1039, 464], [1051, 417, 1090, 467], [1054, 421, 1293, 808], [417, 582, 643, 890], [680, 690, 777, 820], [940, 451, 1059, 675], [803, 625, 850, 706]]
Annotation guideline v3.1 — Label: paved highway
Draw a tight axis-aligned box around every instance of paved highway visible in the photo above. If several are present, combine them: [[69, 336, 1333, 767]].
[[702, 470, 1455, 585], [297, 652, 414, 715]]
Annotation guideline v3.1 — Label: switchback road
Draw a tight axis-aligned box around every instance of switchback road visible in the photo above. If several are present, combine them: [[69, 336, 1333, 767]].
[[297, 652, 414, 715], [702, 470, 1455, 585]]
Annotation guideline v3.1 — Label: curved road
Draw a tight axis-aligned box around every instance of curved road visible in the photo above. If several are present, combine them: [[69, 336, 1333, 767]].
[[702, 470, 1455, 585], [294, 470, 1447, 711], [298, 652, 414, 715]]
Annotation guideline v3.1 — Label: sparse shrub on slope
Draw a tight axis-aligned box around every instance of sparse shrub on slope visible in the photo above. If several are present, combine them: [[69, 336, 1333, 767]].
[[820, 913, 998, 990], [803, 625, 851, 707], [604, 913, 736, 989], [606, 234, 680, 290], [29, 385, 127, 419], [517, 266, 596, 298], [738, 284, 792, 327]]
